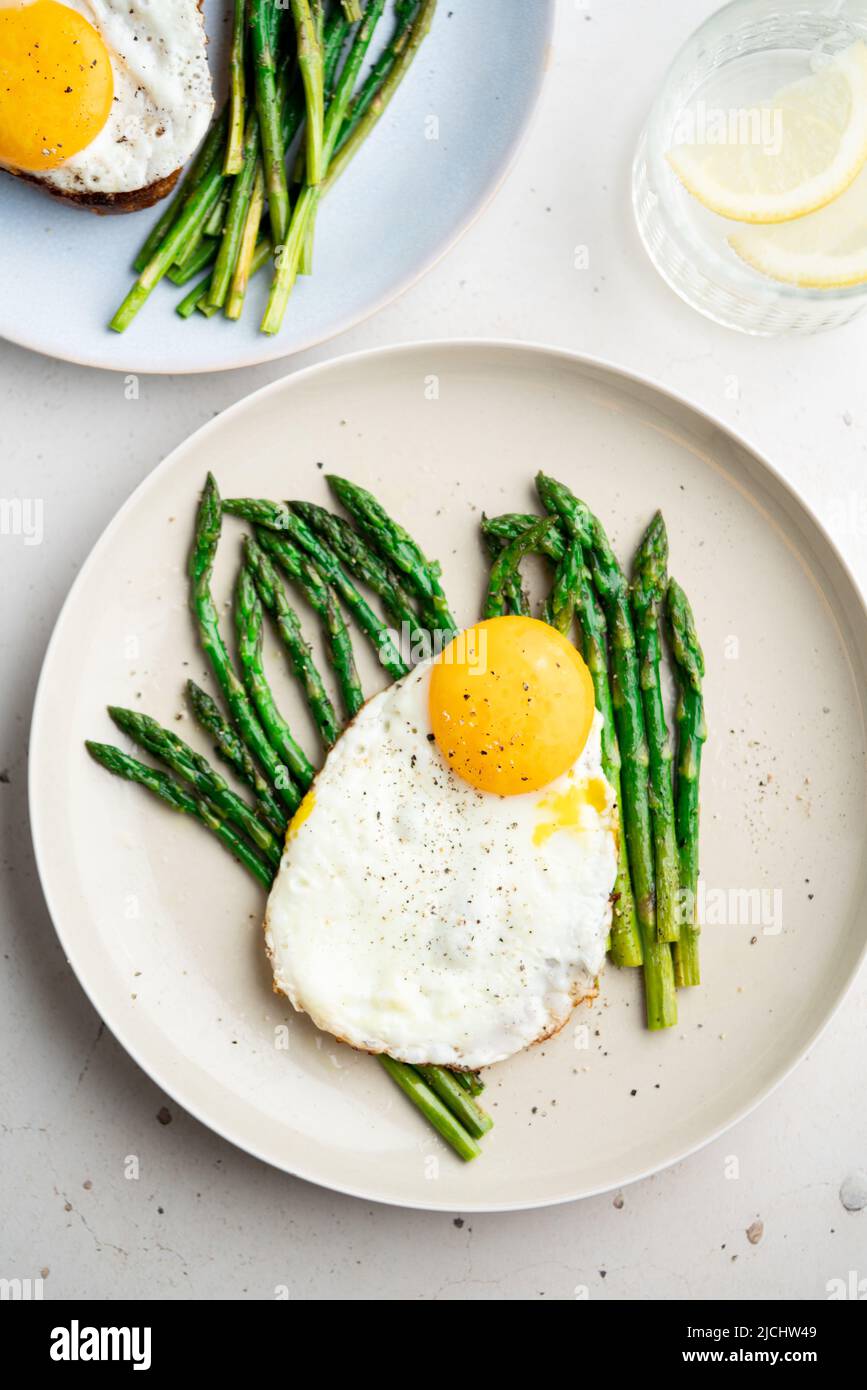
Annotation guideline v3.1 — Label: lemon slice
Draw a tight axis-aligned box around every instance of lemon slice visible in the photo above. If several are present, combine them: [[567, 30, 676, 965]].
[[667, 40, 867, 223], [730, 161, 867, 286]]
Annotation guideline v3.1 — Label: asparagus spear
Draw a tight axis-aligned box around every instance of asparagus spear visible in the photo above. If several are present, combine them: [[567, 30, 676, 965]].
[[631, 514, 680, 945], [250, 0, 291, 245], [208, 111, 262, 310], [107, 706, 281, 869], [189, 475, 300, 813], [132, 107, 229, 273], [178, 239, 272, 320], [483, 532, 531, 617], [483, 516, 557, 619], [323, 0, 437, 193], [378, 1055, 482, 1162], [85, 742, 273, 890], [243, 536, 341, 748], [234, 566, 317, 789], [291, 500, 426, 648], [110, 166, 226, 332], [666, 578, 706, 987], [414, 1066, 493, 1139], [225, 0, 246, 174], [482, 511, 566, 564], [222, 497, 407, 680], [186, 680, 286, 837], [289, 0, 326, 188], [334, 0, 417, 151], [167, 236, 218, 287], [537, 475, 674, 1027], [341, 0, 363, 21], [326, 474, 456, 635], [225, 166, 266, 320], [262, 0, 387, 332], [252, 528, 364, 721]]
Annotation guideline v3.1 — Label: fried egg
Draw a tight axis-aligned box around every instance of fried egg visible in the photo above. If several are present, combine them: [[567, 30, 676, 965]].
[[265, 617, 620, 1071], [0, 0, 212, 199]]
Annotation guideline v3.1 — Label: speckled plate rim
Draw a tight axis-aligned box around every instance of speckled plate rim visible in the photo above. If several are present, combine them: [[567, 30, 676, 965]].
[[0, 3, 555, 376], [28, 339, 867, 1212]]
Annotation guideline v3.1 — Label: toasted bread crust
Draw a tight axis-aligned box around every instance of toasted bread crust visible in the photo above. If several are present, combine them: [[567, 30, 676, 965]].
[[7, 164, 183, 214]]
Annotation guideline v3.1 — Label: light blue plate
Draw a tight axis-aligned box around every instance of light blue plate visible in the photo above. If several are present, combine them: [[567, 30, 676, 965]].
[[0, 1, 553, 373]]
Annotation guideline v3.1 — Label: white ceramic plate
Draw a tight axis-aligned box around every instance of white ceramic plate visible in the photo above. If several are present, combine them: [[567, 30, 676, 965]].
[[30, 342, 867, 1211], [0, 1, 552, 374]]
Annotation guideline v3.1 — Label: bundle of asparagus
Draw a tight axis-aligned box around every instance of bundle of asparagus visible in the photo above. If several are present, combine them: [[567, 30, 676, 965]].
[[110, 0, 436, 336], [88, 471, 491, 1161], [86, 468, 706, 1159], [481, 475, 706, 1030]]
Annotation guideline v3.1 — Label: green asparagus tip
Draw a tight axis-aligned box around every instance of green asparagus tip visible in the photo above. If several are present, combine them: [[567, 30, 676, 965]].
[[632, 510, 669, 608], [666, 578, 705, 686]]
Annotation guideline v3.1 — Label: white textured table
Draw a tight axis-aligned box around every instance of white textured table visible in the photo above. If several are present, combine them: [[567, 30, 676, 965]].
[[2, 0, 865, 1300]]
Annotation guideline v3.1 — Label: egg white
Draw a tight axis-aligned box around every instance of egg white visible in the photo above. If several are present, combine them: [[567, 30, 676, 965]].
[[265, 656, 619, 1071], [26, 0, 213, 194]]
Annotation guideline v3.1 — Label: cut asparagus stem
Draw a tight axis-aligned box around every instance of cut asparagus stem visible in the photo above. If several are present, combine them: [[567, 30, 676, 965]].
[[326, 474, 456, 635], [132, 107, 229, 273], [335, 0, 417, 151], [208, 111, 261, 309], [341, 0, 363, 21], [261, 0, 386, 331], [189, 475, 300, 813], [225, 167, 266, 320], [250, 0, 291, 245], [203, 186, 231, 238], [666, 578, 706, 988], [85, 742, 273, 889], [414, 1065, 493, 1139], [631, 513, 680, 945], [243, 536, 341, 749], [291, 500, 427, 649], [222, 497, 407, 679], [537, 474, 674, 1027], [234, 566, 316, 789], [289, 0, 326, 188], [110, 168, 225, 332], [290, 0, 387, 282], [107, 706, 281, 869], [186, 680, 286, 837], [378, 1056, 482, 1162], [177, 273, 215, 318], [225, 0, 247, 174], [167, 237, 217, 287], [323, 0, 437, 192], [178, 238, 272, 319]]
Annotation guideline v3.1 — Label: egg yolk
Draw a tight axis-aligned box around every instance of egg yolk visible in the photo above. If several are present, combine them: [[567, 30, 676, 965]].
[[0, 1, 113, 171], [429, 616, 596, 795]]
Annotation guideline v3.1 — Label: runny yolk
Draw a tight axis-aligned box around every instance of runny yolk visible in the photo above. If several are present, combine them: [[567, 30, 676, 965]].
[[429, 616, 596, 796], [0, 1, 113, 171], [532, 779, 609, 847], [286, 789, 316, 845]]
